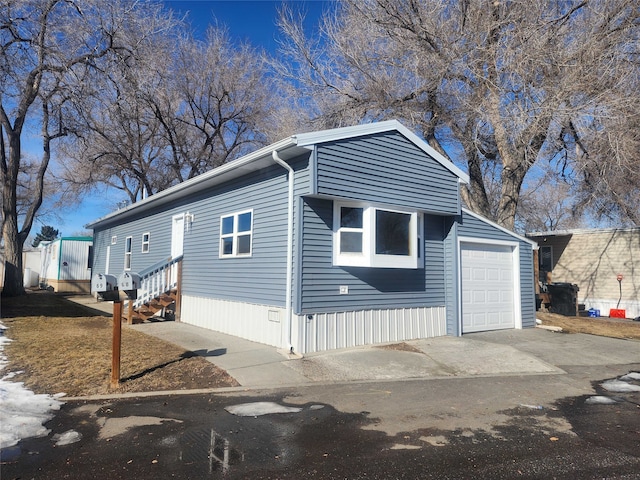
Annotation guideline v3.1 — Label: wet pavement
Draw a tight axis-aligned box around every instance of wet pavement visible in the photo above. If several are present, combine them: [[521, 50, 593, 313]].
[[2, 296, 640, 478], [2, 365, 639, 479]]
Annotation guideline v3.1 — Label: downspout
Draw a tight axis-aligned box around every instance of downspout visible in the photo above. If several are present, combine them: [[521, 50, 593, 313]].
[[272, 150, 295, 353]]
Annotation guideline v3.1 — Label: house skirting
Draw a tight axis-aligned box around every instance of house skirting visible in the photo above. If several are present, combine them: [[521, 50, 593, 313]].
[[584, 298, 640, 319], [293, 306, 448, 354], [181, 295, 285, 348], [181, 296, 448, 354], [43, 279, 91, 294]]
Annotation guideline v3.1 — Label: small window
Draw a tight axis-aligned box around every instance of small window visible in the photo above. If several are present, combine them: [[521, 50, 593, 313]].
[[87, 245, 93, 269], [124, 236, 132, 270], [111, 235, 117, 245], [220, 210, 253, 258], [334, 202, 420, 269], [339, 206, 364, 254], [141, 232, 150, 253]]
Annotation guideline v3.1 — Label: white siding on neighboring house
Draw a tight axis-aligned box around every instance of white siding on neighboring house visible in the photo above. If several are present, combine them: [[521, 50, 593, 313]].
[[39, 238, 93, 293]]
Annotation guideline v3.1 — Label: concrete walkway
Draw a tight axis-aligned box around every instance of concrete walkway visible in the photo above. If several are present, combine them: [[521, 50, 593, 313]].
[[70, 295, 640, 390]]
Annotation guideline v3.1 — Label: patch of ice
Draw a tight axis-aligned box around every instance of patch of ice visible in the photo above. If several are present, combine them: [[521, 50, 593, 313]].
[[620, 372, 640, 382], [225, 401, 302, 417], [601, 380, 640, 393], [585, 396, 618, 405], [420, 435, 449, 447], [309, 404, 325, 411], [52, 430, 83, 446], [390, 443, 421, 450]]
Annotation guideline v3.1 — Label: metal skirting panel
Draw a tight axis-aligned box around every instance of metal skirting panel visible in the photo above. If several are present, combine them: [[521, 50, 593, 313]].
[[294, 306, 447, 354], [181, 295, 284, 348]]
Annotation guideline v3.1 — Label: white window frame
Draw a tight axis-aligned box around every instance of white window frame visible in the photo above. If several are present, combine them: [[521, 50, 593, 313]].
[[124, 236, 132, 270], [141, 232, 150, 253], [219, 209, 253, 258], [333, 201, 421, 269]]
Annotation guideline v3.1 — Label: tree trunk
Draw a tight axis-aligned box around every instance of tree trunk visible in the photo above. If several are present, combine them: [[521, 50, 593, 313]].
[[1, 129, 26, 296], [496, 162, 528, 231]]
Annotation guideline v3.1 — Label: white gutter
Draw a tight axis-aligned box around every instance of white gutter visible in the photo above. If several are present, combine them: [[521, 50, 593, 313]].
[[271, 150, 295, 353]]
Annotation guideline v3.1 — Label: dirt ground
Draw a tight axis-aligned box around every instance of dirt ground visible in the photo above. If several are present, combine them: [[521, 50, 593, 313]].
[[536, 311, 640, 340], [1, 292, 639, 397], [1, 292, 238, 396]]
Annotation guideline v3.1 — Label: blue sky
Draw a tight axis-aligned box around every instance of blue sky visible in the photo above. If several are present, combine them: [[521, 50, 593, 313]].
[[49, 0, 330, 237]]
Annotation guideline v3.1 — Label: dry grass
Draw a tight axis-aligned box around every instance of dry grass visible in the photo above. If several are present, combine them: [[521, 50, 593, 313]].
[[1, 292, 238, 396], [536, 312, 640, 340]]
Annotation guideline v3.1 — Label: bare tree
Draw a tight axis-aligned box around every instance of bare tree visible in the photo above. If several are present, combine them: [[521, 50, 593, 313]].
[[277, 0, 640, 229], [0, 0, 175, 296], [516, 167, 587, 233], [60, 25, 279, 203]]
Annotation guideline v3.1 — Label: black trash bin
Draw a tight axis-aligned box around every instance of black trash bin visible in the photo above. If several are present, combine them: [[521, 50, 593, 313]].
[[548, 282, 580, 316]]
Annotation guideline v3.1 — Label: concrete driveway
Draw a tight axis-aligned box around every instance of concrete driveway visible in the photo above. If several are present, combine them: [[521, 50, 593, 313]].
[[125, 321, 639, 391]]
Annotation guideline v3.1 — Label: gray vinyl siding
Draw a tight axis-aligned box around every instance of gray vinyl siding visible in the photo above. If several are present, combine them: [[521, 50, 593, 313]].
[[315, 132, 460, 215], [92, 155, 311, 306], [457, 211, 536, 329], [298, 197, 447, 313], [443, 218, 458, 335]]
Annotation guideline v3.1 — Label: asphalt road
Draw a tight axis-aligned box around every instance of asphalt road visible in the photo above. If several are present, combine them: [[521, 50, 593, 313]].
[[2, 363, 639, 480]]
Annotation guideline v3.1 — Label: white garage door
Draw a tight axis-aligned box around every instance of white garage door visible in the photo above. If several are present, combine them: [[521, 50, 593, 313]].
[[461, 242, 515, 333]]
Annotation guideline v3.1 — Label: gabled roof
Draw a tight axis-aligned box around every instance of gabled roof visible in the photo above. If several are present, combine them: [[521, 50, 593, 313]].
[[86, 120, 469, 229]]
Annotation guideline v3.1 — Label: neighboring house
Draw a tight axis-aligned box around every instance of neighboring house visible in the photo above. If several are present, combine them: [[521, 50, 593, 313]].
[[39, 237, 94, 293], [87, 120, 536, 354], [528, 228, 640, 319]]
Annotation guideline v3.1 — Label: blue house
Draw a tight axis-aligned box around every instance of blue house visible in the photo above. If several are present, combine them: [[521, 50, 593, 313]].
[[87, 121, 536, 353]]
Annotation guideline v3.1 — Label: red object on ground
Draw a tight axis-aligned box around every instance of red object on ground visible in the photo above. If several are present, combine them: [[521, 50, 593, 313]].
[[609, 309, 626, 318]]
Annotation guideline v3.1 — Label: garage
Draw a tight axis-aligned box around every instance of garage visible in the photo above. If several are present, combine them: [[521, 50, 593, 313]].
[[461, 242, 517, 333]]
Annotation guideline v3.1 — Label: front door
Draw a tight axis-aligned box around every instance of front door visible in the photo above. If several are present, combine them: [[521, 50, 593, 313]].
[[171, 214, 185, 259]]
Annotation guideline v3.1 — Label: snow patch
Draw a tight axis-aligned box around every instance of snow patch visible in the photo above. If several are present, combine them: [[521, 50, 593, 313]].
[[601, 380, 640, 393], [620, 372, 640, 382], [0, 323, 64, 449], [225, 401, 302, 417], [52, 430, 83, 446], [585, 396, 618, 405]]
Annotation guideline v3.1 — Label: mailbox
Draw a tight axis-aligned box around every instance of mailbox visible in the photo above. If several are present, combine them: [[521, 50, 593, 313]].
[[91, 273, 119, 301], [118, 272, 140, 300]]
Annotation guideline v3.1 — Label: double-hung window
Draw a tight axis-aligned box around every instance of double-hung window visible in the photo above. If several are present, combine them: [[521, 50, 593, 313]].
[[141, 232, 150, 253], [124, 236, 132, 270], [220, 210, 253, 258], [334, 202, 421, 269]]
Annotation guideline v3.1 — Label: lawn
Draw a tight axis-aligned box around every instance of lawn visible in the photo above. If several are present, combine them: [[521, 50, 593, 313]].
[[536, 311, 640, 340], [1, 292, 238, 396]]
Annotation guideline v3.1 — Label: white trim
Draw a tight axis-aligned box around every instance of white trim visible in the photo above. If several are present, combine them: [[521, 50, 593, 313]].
[[124, 235, 132, 271], [462, 208, 537, 247], [333, 200, 420, 269], [458, 237, 522, 335], [219, 209, 253, 258], [141, 232, 150, 253], [171, 214, 185, 259], [111, 235, 117, 245], [105, 245, 111, 275]]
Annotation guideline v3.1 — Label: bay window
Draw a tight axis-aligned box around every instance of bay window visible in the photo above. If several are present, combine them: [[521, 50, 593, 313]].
[[333, 201, 421, 268]]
